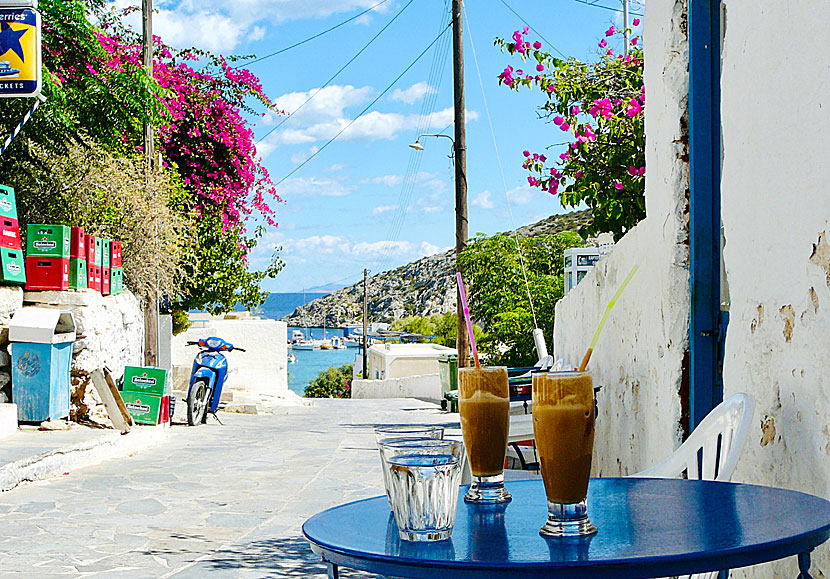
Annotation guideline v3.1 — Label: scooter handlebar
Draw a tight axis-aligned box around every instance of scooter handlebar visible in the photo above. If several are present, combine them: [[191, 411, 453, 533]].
[[233, 347, 246, 352], [186, 341, 199, 346]]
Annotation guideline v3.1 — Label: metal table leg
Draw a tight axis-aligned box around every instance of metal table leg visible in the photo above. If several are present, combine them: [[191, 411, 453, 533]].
[[798, 551, 813, 579], [326, 561, 340, 579]]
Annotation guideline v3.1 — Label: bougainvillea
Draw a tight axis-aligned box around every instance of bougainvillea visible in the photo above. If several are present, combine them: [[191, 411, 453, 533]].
[[496, 24, 645, 239]]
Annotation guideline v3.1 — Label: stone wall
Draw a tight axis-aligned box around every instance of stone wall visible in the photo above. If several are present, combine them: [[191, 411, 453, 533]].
[[352, 374, 442, 403], [0, 288, 144, 426], [553, 0, 690, 476]]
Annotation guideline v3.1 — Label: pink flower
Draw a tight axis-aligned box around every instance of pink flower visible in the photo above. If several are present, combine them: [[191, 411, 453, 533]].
[[639, 166, 646, 175], [575, 170, 584, 178], [628, 166, 638, 176], [615, 182, 624, 190], [523, 150, 531, 157], [606, 48, 614, 56], [560, 122, 570, 131], [539, 154, 546, 162], [550, 181, 559, 195], [523, 26, 529, 34], [533, 41, 542, 49], [528, 176, 538, 186], [571, 105, 580, 115], [553, 116, 564, 126], [533, 153, 539, 160], [536, 64, 544, 72], [631, 37, 638, 45], [599, 39, 607, 48], [633, 18, 640, 26], [605, 26, 615, 37]]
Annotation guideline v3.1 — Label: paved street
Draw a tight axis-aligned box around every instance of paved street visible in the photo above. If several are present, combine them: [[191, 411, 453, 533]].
[[0, 399, 456, 577]]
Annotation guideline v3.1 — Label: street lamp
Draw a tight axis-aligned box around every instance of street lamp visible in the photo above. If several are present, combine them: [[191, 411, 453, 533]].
[[408, 131, 470, 368]]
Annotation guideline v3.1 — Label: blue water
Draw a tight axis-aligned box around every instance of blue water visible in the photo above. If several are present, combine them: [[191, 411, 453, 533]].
[[286, 326, 357, 396], [257, 291, 326, 321]]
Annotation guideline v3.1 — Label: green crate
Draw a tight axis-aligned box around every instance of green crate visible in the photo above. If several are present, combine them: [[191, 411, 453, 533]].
[[123, 366, 169, 396], [101, 238, 111, 268], [110, 267, 123, 294], [93, 237, 103, 266], [26, 224, 70, 258], [0, 185, 17, 220], [69, 258, 87, 289], [0, 247, 25, 284], [120, 391, 162, 425]]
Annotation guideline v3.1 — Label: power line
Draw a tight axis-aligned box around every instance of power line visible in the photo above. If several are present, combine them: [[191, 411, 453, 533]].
[[273, 22, 453, 187], [256, 0, 416, 145], [234, 0, 393, 68], [498, 0, 568, 59], [572, 0, 643, 17]]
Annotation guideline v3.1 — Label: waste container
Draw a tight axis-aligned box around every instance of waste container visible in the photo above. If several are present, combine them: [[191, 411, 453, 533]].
[[9, 307, 76, 422], [438, 354, 458, 395]]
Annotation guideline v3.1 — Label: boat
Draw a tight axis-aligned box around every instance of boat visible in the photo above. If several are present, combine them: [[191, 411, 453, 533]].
[[294, 339, 314, 350], [291, 329, 305, 342], [0, 62, 20, 78], [331, 336, 346, 349], [287, 349, 298, 363]]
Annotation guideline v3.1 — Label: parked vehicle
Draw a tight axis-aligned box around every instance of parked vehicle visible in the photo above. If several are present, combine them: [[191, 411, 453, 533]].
[[185, 337, 245, 426]]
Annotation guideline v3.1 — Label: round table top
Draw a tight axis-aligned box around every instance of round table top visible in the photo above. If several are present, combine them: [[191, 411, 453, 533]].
[[303, 477, 830, 579]]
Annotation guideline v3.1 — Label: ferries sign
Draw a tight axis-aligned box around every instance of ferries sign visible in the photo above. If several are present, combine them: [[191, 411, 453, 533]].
[[0, 7, 41, 97]]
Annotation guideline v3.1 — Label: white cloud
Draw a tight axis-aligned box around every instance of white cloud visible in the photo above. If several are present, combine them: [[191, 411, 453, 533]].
[[373, 204, 399, 215], [281, 235, 349, 256], [472, 190, 495, 209], [391, 82, 438, 105], [290, 146, 319, 164], [421, 205, 443, 214], [420, 241, 444, 256], [507, 186, 534, 206], [363, 175, 403, 187], [353, 240, 413, 257], [326, 163, 347, 172], [277, 176, 355, 198]]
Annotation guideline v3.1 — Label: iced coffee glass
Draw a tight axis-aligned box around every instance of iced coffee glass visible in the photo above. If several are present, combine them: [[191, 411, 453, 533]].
[[458, 366, 511, 503], [532, 370, 597, 536]]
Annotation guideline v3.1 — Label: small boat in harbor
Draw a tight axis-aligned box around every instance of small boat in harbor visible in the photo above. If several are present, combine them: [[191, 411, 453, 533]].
[[331, 336, 346, 349], [294, 339, 314, 350], [287, 349, 298, 363]]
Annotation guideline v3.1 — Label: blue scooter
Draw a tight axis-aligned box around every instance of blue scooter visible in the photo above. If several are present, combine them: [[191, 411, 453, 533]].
[[185, 337, 245, 426]]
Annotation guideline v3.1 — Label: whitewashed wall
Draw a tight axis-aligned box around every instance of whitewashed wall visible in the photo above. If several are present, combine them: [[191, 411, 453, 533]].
[[720, 2, 830, 577], [553, 0, 690, 476], [352, 373, 442, 403]]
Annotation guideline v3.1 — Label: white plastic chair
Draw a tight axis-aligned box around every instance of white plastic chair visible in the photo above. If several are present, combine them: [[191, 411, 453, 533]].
[[632, 393, 756, 579]]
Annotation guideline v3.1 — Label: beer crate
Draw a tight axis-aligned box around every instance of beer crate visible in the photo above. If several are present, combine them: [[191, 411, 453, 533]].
[[0, 216, 21, 249], [87, 263, 101, 292], [24, 256, 70, 290], [110, 268, 123, 295], [121, 391, 163, 426], [110, 240, 122, 267], [93, 237, 103, 267], [86, 234, 95, 265], [101, 238, 111, 268], [0, 247, 25, 284], [69, 258, 87, 289], [123, 366, 169, 397], [0, 185, 17, 220], [101, 266, 111, 296], [26, 224, 70, 258], [70, 226, 85, 258], [94, 265, 102, 292]]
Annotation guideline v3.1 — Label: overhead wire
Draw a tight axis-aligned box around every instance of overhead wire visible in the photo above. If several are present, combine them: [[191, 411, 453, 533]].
[[463, 3, 539, 328], [273, 22, 453, 188], [256, 0, 416, 145], [497, 0, 568, 59], [234, 0, 393, 68], [572, 0, 643, 17]]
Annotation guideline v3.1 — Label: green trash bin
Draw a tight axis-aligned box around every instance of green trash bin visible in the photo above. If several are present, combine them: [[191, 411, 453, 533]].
[[438, 354, 459, 412]]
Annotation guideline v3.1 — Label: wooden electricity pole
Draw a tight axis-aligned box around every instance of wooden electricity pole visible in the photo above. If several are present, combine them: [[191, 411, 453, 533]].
[[452, 0, 469, 368], [142, 0, 158, 366], [362, 269, 368, 379]]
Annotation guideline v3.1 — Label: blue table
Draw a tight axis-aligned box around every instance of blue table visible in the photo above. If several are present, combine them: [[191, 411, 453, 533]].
[[303, 478, 830, 578]]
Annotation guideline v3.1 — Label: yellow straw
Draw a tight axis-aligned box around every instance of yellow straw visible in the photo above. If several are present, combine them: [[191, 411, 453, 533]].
[[579, 264, 639, 372]]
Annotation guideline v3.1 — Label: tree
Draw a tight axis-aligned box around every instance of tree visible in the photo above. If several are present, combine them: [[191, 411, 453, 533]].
[[305, 364, 354, 399], [458, 231, 583, 366], [390, 312, 484, 349], [496, 24, 645, 239]]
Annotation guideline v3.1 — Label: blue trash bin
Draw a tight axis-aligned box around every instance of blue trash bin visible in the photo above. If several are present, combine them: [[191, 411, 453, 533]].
[[10, 308, 76, 422]]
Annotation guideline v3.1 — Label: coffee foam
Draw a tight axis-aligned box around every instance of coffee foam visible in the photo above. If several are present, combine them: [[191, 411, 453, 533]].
[[465, 390, 509, 403]]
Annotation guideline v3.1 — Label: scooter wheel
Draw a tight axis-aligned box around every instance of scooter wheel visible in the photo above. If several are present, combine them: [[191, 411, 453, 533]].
[[187, 378, 210, 426]]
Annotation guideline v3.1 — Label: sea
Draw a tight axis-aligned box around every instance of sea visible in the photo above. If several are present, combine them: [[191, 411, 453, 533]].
[[253, 292, 357, 397]]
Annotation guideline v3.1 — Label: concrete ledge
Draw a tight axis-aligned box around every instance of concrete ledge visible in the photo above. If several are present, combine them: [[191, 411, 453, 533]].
[[352, 373, 442, 402], [0, 404, 17, 440], [0, 425, 166, 493]]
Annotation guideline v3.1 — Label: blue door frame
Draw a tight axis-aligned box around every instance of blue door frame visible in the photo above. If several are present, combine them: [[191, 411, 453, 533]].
[[688, 0, 723, 429]]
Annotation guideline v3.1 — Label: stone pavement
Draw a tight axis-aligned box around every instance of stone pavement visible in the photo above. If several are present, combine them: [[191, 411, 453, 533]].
[[0, 398, 461, 577]]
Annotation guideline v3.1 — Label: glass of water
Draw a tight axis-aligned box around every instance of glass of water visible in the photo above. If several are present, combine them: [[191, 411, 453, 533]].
[[384, 439, 464, 542], [375, 425, 444, 508]]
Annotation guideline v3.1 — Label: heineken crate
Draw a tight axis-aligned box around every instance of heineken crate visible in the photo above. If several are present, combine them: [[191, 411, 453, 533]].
[[123, 366, 169, 396], [0, 185, 17, 220], [111, 240, 122, 267], [102, 266, 111, 296], [101, 238, 111, 268], [70, 226, 85, 258], [121, 391, 162, 425], [93, 237, 103, 266], [26, 224, 71, 258], [0, 247, 25, 284], [110, 267, 123, 294], [86, 234, 95, 264], [0, 216, 21, 249], [69, 258, 87, 289], [25, 257, 69, 290]]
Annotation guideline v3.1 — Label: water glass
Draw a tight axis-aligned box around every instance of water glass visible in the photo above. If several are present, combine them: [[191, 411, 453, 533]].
[[375, 425, 444, 508], [385, 439, 464, 541]]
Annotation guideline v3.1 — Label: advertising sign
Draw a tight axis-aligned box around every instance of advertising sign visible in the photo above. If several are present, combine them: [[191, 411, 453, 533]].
[[0, 7, 41, 97]]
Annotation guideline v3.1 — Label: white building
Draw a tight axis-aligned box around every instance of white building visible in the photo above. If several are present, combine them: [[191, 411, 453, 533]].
[[366, 343, 456, 380]]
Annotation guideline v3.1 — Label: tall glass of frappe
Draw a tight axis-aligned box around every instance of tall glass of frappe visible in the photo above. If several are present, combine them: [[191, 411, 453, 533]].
[[458, 366, 512, 503], [532, 370, 597, 536]]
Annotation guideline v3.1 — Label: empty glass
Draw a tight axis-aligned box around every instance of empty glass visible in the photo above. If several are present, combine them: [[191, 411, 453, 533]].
[[384, 439, 464, 541], [375, 425, 444, 508]]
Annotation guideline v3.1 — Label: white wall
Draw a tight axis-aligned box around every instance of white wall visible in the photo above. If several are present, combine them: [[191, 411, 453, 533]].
[[352, 374, 442, 403], [553, 0, 690, 476], [720, 2, 830, 577], [172, 318, 288, 398]]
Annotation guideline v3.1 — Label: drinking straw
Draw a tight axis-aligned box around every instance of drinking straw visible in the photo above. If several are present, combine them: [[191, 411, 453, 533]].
[[579, 264, 639, 372], [455, 272, 481, 369]]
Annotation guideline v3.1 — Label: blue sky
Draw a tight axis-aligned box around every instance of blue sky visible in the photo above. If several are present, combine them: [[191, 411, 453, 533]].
[[122, 0, 642, 292]]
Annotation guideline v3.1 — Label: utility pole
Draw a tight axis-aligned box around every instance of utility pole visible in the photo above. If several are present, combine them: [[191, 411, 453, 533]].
[[362, 269, 368, 379], [451, 0, 469, 368], [623, 0, 630, 56], [142, 0, 158, 366]]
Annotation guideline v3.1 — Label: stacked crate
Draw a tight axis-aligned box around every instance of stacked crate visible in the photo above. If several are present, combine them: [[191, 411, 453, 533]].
[[0, 185, 25, 285], [121, 366, 171, 426], [69, 226, 87, 289], [101, 238, 111, 296], [110, 241, 123, 295], [25, 224, 70, 290]]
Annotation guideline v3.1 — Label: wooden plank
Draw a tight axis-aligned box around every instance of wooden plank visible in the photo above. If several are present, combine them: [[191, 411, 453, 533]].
[[90, 369, 132, 433], [103, 367, 133, 428]]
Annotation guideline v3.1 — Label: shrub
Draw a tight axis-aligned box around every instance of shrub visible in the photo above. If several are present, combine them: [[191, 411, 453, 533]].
[[304, 364, 353, 399]]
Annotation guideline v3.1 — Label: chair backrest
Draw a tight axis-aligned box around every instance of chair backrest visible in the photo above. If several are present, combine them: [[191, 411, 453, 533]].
[[634, 393, 756, 482]]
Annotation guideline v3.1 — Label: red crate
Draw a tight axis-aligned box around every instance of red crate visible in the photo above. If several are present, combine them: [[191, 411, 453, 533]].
[[102, 266, 111, 295], [86, 234, 95, 265], [110, 240, 122, 267], [87, 261, 101, 291], [95, 265, 102, 292], [0, 216, 21, 249], [70, 226, 86, 258], [25, 256, 70, 290], [160, 395, 171, 427]]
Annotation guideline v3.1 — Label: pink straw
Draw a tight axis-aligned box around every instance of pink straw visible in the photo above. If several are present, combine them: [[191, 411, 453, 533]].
[[456, 272, 481, 369]]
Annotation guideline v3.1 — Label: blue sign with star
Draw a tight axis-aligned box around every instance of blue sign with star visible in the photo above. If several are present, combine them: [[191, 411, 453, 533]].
[[0, 8, 41, 97]]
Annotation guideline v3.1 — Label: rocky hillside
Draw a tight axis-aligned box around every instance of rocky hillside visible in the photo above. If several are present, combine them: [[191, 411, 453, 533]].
[[283, 210, 593, 327]]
